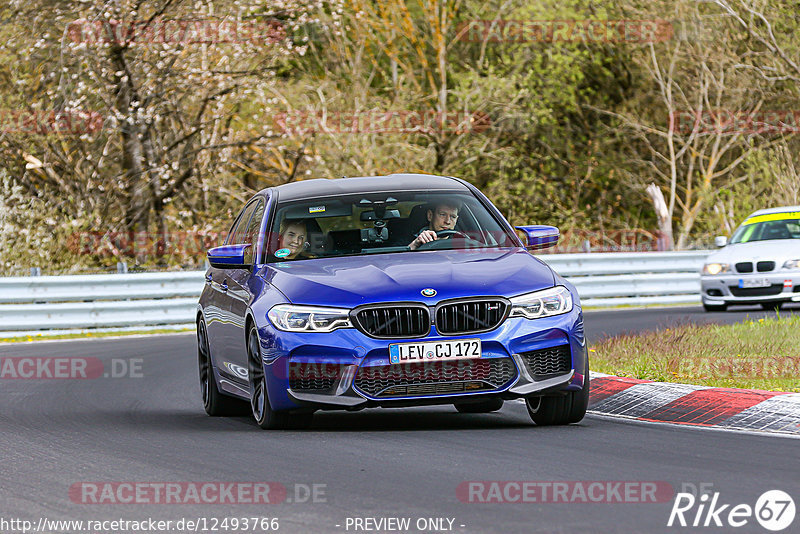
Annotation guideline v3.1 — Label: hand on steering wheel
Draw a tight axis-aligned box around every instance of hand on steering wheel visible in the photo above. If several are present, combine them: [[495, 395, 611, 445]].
[[413, 229, 475, 250], [434, 229, 470, 239]]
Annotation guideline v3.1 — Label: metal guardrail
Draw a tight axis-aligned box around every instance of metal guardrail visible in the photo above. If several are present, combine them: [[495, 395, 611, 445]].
[[540, 251, 710, 308], [0, 251, 712, 335]]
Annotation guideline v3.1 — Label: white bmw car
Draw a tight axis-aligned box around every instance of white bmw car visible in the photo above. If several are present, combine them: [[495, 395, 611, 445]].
[[701, 206, 800, 311]]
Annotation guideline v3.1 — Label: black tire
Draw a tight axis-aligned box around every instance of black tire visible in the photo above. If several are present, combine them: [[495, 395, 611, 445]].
[[247, 325, 314, 430], [526, 357, 590, 426], [761, 302, 783, 311], [703, 302, 727, 312], [198, 319, 248, 416], [455, 398, 504, 413]]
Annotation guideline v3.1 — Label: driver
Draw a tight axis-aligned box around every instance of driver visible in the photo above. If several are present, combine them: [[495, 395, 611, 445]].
[[408, 201, 461, 250]]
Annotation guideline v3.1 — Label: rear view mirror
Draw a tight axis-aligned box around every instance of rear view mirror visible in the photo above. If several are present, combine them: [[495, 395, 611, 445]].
[[360, 209, 400, 221], [207, 244, 252, 269], [515, 225, 560, 250], [714, 236, 728, 247]]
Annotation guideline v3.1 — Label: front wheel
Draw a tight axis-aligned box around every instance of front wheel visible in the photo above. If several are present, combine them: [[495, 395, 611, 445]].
[[247, 326, 313, 430], [526, 359, 589, 426]]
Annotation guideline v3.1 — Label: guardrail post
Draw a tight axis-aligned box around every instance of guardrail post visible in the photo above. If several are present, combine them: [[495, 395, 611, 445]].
[[582, 240, 591, 253], [116, 261, 128, 273], [30, 267, 41, 276]]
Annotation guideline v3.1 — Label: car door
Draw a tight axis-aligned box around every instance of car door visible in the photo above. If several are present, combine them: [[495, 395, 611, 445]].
[[205, 206, 246, 369], [224, 197, 266, 380], [211, 199, 259, 385]]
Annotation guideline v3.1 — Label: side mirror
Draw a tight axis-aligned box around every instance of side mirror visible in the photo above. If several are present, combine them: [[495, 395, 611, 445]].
[[207, 244, 252, 269], [515, 225, 560, 250], [714, 236, 728, 248]]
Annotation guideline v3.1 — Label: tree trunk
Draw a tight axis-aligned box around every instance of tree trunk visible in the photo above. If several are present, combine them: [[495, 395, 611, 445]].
[[646, 183, 674, 251]]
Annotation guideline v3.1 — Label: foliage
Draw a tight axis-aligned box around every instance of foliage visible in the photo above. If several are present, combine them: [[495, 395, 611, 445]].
[[0, 0, 798, 272]]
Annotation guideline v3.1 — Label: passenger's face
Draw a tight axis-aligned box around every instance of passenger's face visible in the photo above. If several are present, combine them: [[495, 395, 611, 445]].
[[428, 206, 458, 232], [279, 223, 306, 257]]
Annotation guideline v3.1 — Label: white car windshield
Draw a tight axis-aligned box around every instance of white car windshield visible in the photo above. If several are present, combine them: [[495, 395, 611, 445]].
[[730, 213, 800, 244]]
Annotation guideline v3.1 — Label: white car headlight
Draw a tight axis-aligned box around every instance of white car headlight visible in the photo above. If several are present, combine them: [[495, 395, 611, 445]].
[[783, 259, 800, 270], [509, 286, 573, 319], [268, 304, 353, 332], [702, 263, 731, 275]]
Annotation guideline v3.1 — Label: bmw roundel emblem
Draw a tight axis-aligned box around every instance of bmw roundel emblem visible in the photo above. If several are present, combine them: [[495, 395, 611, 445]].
[[421, 288, 437, 297]]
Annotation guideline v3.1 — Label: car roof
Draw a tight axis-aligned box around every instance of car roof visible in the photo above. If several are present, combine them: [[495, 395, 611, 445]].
[[748, 205, 800, 217], [267, 174, 468, 201]]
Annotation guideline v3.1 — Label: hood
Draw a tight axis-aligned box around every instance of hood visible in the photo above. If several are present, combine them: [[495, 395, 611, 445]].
[[707, 239, 800, 264], [261, 248, 556, 308]]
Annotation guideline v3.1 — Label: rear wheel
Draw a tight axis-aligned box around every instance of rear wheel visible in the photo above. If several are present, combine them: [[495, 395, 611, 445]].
[[526, 358, 590, 426], [247, 325, 313, 430], [198, 319, 248, 416], [761, 302, 783, 311], [703, 302, 728, 312], [454, 398, 504, 413]]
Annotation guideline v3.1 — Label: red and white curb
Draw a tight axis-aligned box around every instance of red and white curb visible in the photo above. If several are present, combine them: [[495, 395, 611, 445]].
[[588, 372, 800, 436]]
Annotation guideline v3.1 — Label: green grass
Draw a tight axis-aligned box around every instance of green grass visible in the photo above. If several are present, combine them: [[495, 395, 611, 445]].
[[589, 314, 800, 392], [0, 327, 194, 344]]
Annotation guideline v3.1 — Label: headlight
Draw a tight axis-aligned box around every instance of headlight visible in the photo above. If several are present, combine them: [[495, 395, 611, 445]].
[[783, 259, 800, 270], [509, 286, 573, 319], [702, 263, 730, 275], [267, 304, 353, 332]]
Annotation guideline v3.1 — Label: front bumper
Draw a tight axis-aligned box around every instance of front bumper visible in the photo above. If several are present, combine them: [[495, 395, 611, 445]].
[[258, 307, 587, 411], [701, 272, 800, 305]]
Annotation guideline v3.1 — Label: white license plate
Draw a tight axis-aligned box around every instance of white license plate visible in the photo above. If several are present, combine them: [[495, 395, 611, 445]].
[[389, 339, 481, 364], [739, 278, 770, 288]]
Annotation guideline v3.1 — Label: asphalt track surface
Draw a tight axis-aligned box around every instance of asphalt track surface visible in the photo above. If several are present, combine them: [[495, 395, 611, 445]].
[[1, 306, 798, 534]]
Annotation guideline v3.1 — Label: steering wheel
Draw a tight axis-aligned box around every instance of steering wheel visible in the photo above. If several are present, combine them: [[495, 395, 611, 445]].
[[434, 229, 470, 239], [416, 229, 482, 250]]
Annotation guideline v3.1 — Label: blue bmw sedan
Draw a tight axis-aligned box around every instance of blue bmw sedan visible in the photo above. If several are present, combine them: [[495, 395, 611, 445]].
[[197, 174, 588, 429]]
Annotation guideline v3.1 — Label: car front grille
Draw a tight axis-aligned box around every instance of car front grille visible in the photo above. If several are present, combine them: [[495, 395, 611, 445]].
[[735, 262, 753, 273], [288, 362, 347, 393], [757, 261, 776, 272], [729, 284, 784, 297], [353, 305, 429, 338], [435, 299, 509, 335], [519, 345, 572, 378], [353, 358, 517, 398]]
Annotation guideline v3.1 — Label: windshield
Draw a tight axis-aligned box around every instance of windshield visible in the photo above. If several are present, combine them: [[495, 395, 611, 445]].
[[265, 190, 518, 262], [730, 212, 800, 244]]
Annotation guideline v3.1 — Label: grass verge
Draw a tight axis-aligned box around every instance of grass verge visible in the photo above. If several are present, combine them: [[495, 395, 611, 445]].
[[589, 314, 800, 392], [0, 327, 194, 344]]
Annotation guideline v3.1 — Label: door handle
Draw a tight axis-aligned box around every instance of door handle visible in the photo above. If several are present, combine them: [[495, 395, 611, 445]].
[[221, 282, 228, 292]]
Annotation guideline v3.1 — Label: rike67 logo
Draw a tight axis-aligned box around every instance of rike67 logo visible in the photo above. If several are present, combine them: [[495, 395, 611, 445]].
[[668, 489, 795, 531]]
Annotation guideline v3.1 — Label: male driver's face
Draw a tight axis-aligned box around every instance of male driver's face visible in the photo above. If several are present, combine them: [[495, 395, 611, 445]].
[[428, 205, 458, 232]]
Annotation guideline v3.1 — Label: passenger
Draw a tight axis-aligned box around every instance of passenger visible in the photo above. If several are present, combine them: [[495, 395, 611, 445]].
[[274, 218, 312, 260]]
